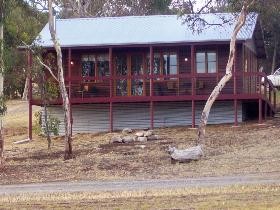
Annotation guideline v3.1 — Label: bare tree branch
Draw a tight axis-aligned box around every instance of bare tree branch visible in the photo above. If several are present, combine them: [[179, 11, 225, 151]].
[[197, 0, 213, 14], [21, 41, 59, 82]]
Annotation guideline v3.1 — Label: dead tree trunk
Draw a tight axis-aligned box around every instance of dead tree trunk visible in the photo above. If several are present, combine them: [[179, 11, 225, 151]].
[[48, 0, 72, 159], [169, 1, 254, 162]]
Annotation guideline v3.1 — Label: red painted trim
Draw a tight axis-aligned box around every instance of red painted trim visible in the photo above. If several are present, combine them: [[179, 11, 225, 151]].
[[31, 93, 265, 105], [28, 50, 33, 140], [274, 92, 276, 111], [68, 48, 72, 97], [150, 46, 154, 97], [192, 100, 195, 128], [110, 102, 113, 132], [259, 98, 262, 124], [109, 48, 113, 97], [149, 45, 154, 129], [150, 101, 154, 129], [234, 46, 237, 95], [41, 40, 245, 51], [64, 71, 263, 82], [68, 48, 73, 134], [264, 101, 267, 120], [234, 99, 238, 126], [191, 45, 195, 96]]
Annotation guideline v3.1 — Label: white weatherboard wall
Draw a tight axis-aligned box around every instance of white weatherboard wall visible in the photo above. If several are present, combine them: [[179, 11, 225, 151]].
[[43, 101, 242, 135]]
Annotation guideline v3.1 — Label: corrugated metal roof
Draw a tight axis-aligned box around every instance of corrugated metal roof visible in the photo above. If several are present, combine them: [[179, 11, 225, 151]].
[[37, 13, 258, 48]]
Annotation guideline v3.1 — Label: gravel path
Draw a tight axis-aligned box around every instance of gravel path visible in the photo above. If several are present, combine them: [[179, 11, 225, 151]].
[[1, 174, 280, 195]]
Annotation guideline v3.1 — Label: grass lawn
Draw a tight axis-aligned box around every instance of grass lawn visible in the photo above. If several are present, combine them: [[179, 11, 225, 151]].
[[0, 184, 280, 209]]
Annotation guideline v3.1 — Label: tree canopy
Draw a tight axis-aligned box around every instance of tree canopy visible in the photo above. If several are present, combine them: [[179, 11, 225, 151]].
[[3, 0, 47, 97]]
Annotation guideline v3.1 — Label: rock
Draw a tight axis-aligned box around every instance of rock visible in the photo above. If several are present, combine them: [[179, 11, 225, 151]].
[[137, 136, 147, 142], [144, 130, 154, 137], [13, 139, 31, 144], [111, 136, 123, 143], [135, 145, 146, 149], [135, 131, 144, 137], [122, 135, 134, 143], [147, 135, 159, 141], [122, 128, 133, 134], [168, 145, 203, 162], [133, 136, 138, 141]]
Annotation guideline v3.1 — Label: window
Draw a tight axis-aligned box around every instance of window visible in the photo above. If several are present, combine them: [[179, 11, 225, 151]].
[[163, 53, 177, 75], [82, 54, 110, 78], [97, 54, 109, 77], [147, 52, 178, 76], [81, 55, 95, 77], [115, 55, 128, 96], [131, 54, 144, 96], [115, 54, 128, 76], [196, 52, 217, 73]]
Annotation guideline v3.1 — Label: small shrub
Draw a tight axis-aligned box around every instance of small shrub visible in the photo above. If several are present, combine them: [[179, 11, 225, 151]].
[[34, 110, 60, 136]]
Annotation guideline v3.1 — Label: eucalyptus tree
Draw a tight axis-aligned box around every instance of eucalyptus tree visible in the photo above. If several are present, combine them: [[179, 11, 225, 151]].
[[27, 0, 72, 159], [58, 0, 173, 18], [0, 0, 5, 163], [168, 0, 256, 161]]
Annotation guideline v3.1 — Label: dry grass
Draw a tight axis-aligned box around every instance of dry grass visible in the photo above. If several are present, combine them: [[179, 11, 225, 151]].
[[0, 184, 279, 209], [1, 100, 280, 184], [3, 100, 40, 129], [1, 118, 280, 184], [1, 100, 280, 209]]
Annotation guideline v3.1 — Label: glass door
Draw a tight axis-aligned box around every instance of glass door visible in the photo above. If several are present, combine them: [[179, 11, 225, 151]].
[[115, 54, 128, 96], [131, 54, 144, 96]]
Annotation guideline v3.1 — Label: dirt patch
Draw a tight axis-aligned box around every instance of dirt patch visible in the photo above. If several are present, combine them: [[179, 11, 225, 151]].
[[1, 100, 280, 184]]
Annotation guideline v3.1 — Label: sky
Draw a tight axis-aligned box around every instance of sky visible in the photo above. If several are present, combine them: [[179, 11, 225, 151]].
[[171, 0, 217, 12]]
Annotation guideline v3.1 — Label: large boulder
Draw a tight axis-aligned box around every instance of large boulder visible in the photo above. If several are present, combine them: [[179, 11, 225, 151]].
[[137, 136, 148, 142], [135, 131, 145, 137], [122, 135, 135, 143], [147, 135, 159, 141], [144, 130, 154, 137], [122, 128, 133, 135], [111, 136, 123, 143]]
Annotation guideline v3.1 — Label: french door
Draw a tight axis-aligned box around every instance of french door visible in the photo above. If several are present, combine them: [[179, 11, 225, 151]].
[[115, 53, 145, 96]]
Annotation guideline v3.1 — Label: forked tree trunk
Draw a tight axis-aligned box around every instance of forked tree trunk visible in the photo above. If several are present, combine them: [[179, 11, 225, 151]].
[[48, 0, 72, 159], [0, 0, 4, 163], [169, 1, 254, 162]]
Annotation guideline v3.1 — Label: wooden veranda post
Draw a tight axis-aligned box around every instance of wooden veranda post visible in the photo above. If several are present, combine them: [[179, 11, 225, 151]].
[[259, 98, 262, 124], [68, 48, 73, 135], [191, 45, 195, 128], [149, 46, 154, 129], [109, 47, 113, 132], [234, 47, 238, 126], [28, 50, 33, 141]]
